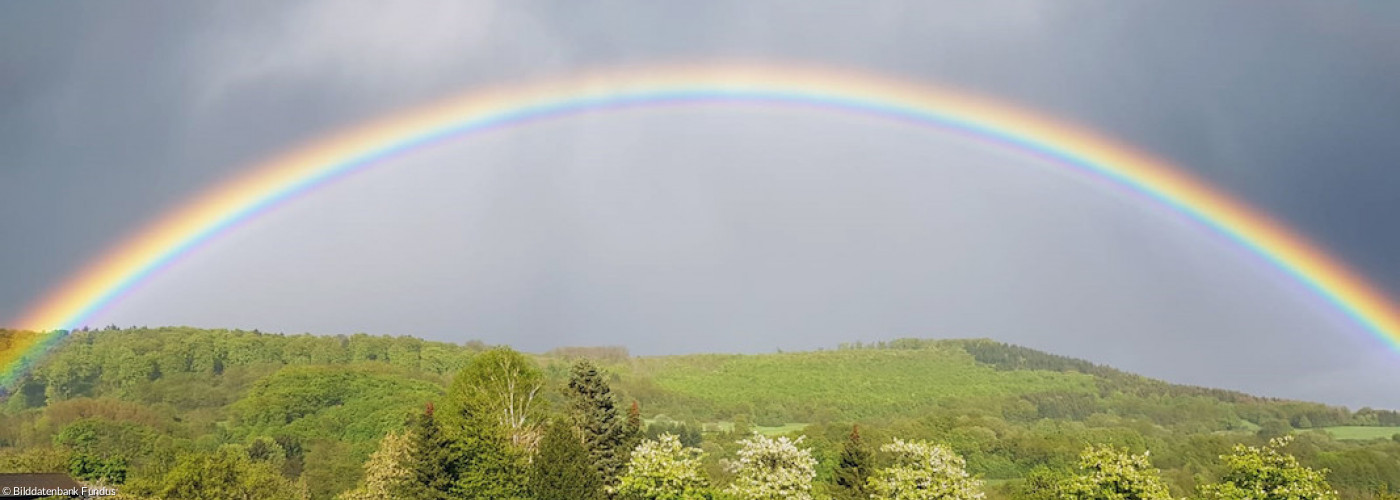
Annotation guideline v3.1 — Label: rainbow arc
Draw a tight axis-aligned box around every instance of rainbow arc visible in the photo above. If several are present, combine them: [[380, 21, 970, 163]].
[[4, 64, 1398, 385]]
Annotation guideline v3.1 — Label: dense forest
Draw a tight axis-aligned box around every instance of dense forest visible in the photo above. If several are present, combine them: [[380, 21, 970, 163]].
[[1, 327, 1399, 499]]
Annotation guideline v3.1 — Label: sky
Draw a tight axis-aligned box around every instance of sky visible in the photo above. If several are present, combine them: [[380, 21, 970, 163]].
[[2, 1, 1399, 409]]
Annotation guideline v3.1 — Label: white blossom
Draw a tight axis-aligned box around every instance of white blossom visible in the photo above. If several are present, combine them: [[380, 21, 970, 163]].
[[724, 433, 818, 500], [867, 439, 985, 500]]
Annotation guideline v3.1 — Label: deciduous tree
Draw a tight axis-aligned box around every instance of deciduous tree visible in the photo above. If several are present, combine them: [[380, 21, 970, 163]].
[[1199, 436, 1338, 500], [443, 347, 546, 450], [867, 439, 983, 500], [615, 434, 712, 500], [724, 433, 817, 500], [338, 430, 414, 500], [1059, 446, 1172, 500]]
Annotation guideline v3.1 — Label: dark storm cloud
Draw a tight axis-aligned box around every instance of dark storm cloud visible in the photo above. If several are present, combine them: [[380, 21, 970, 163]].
[[2, 1, 1399, 408]]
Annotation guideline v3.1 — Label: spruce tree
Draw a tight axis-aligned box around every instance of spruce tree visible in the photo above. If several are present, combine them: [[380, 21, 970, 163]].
[[530, 419, 604, 500], [406, 402, 458, 500], [565, 360, 631, 492], [832, 424, 872, 500], [624, 400, 643, 455]]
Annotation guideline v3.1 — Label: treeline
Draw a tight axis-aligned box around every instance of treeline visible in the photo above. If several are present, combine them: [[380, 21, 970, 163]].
[[837, 338, 1400, 429], [30, 344, 1349, 500], [2, 328, 1400, 498], [4, 327, 484, 409]]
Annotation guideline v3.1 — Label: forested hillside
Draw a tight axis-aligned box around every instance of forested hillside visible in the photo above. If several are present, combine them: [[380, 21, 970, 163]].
[[1, 327, 1398, 499]]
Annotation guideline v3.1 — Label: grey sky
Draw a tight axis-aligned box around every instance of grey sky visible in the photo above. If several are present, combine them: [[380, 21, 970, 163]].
[[2, 1, 1399, 409]]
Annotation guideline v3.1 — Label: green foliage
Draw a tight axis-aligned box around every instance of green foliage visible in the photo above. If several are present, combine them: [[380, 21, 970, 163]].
[[233, 364, 443, 444], [647, 421, 704, 448], [338, 430, 415, 500], [1199, 436, 1339, 500], [1011, 466, 1073, 500], [832, 425, 873, 500], [616, 434, 713, 500], [724, 433, 817, 500], [566, 359, 632, 490], [637, 347, 1096, 422], [626, 401, 644, 452], [531, 419, 604, 500], [0, 446, 71, 473], [1258, 420, 1294, 440], [6, 329, 1400, 499], [68, 452, 127, 484], [442, 347, 546, 450], [1320, 426, 1400, 441], [156, 445, 299, 500], [404, 404, 460, 500], [867, 439, 984, 500], [301, 439, 363, 500], [1059, 445, 1172, 500]]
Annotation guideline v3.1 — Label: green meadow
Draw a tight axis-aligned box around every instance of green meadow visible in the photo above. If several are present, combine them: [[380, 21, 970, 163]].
[[1323, 426, 1400, 441]]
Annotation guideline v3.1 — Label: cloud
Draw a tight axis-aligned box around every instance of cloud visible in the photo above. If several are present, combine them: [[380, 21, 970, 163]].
[[188, 0, 569, 111]]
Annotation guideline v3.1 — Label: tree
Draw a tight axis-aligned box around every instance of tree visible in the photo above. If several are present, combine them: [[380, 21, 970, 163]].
[[1059, 446, 1172, 500], [1257, 419, 1293, 440], [530, 419, 604, 500], [566, 360, 631, 490], [443, 347, 546, 450], [1199, 436, 1338, 500], [615, 434, 713, 500], [1012, 466, 1072, 500], [338, 430, 415, 500], [832, 425, 873, 500], [724, 433, 818, 500], [454, 407, 530, 500], [157, 446, 299, 500], [69, 453, 127, 484], [867, 439, 984, 500], [732, 415, 753, 437], [405, 403, 460, 500], [625, 401, 644, 452], [403, 401, 527, 500]]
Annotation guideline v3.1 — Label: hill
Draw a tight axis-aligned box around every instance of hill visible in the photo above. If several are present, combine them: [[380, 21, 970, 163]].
[[1, 327, 1399, 499]]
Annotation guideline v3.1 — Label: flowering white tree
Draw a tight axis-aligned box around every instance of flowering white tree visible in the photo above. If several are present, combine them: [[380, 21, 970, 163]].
[[1199, 436, 1338, 500], [1060, 446, 1173, 500], [867, 439, 984, 500], [724, 434, 818, 500], [614, 434, 712, 500]]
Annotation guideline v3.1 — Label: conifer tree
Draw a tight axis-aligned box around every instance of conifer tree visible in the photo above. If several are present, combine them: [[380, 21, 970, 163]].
[[566, 360, 631, 491], [530, 419, 604, 500], [406, 402, 459, 500], [626, 400, 644, 449], [832, 424, 873, 500]]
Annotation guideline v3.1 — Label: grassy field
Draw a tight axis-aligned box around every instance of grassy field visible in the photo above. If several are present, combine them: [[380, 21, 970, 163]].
[[1322, 426, 1400, 441], [630, 346, 1098, 421], [699, 421, 811, 435]]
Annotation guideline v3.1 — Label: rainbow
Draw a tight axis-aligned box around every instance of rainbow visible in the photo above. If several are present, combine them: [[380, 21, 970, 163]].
[[4, 63, 1399, 386]]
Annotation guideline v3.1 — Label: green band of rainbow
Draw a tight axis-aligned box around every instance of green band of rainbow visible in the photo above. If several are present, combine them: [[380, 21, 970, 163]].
[[5, 64, 1398, 387]]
